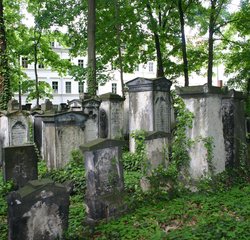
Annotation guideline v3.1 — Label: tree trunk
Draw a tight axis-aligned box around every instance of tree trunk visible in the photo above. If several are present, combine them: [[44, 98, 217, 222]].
[[87, 0, 97, 97], [177, 0, 189, 86], [154, 33, 164, 78], [34, 38, 39, 107], [115, 0, 124, 97], [0, 0, 10, 109], [207, 0, 216, 87], [146, 3, 164, 78]]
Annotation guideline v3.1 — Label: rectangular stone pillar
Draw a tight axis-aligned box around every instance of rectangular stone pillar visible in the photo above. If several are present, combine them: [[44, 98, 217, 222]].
[[126, 77, 172, 151], [80, 139, 125, 223], [99, 93, 125, 139]]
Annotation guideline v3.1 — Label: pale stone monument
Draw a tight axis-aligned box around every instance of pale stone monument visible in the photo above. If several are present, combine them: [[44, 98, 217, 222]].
[[99, 93, 125, 139], [126, 77, 172, 151]]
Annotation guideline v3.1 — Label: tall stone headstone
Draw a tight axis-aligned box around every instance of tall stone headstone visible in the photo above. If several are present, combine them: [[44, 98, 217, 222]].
[[2, 144, 38, 188], [176, 84, 247, 179], [99, 93, 125, 139], [126, 77, 172, 151], [83, 99, 101, 142], [80, 139, 125, 223], [7, 179, 69, 240]]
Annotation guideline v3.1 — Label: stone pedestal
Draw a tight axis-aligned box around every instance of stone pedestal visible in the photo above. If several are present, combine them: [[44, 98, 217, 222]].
[[80, 139, 125, 223], [7, 179, 69, 240], [176, 84, 247, 179], [3, 144, 38, 188], [126, 77, 172, 151], [99, 93, 125, 139]]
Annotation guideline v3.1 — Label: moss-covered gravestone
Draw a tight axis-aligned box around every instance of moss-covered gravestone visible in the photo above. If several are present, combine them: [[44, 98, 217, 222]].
[[7, 179, 69, 240], [80, 139, 126, 223]]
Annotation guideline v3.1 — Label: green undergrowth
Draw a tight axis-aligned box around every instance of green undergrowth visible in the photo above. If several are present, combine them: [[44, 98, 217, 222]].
[[93, 184, 250, 240]]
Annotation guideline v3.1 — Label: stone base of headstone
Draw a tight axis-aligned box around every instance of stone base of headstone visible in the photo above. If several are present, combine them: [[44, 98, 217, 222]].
[[7, 179, 69, 240]]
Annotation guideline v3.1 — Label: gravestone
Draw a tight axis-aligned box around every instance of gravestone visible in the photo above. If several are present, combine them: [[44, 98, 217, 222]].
[[140, 132, 170, 192], [41, 99, 53, 112], [68, 99, 83, 111], [2, 144, 38, 188], [80, 138, 125, 222], [83, 99, 101, 142], [7, 99, 19, 111], [99, 93, 125, 139], [176, 84, 248, 179], [126, 77, 172, 151], [41, 111, 88, 169], [7, 179, 69, 240]]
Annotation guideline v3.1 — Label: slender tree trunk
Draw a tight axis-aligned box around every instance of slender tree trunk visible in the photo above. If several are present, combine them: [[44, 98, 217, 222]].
[[154, 33, 164, 78], [146, 3, 164, 78], [115, 0, 124, 97], [34, 39, 39, 106], [87, 0, 97, 97], [0, 0, 10, 109], [207, 0, 216, 87], [177, 0, 189, 86]]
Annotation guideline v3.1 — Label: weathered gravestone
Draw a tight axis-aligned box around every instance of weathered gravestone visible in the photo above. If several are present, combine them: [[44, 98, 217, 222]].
[[80, 139, 126, 223], [2, 144, 38, 188], [0, 111, 33, 165], [82, 99, 101, 142], [176, 84, 247, 179], [99, 93, 125, 139], [7, 179, 69, 240], [126, 77, 172, 151], [140, 131, 170, 192], [41, 111, 88, 169]]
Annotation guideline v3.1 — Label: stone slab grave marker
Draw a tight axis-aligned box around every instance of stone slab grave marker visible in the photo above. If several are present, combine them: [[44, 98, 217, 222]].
[[99, 93, 125, 139], [126, 77, 172, 151], [80, 138, 126, 223], [2, 144, 38, 188], [7, 179, 69, 240], [140, 131, 170, 192]]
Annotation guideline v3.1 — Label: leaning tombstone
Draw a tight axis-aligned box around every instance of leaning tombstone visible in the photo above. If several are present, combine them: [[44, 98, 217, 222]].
[[80, 138, 126, 223], [7, 179, 70, 240], [2, 144, 38, 188]]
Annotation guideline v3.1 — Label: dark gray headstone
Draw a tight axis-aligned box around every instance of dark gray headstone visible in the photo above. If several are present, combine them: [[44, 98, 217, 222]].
[[3, 144, 38, 188], [41, 99, 53, 112], [80, 138, 126, 222], [7, 179, 69, 240], [7, 99, 19, 111]]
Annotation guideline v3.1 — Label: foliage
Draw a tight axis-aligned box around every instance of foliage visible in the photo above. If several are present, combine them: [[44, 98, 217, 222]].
[[92, 183, 250, 239], [38, 149, 85, 194], [122, 130, 147, 172]]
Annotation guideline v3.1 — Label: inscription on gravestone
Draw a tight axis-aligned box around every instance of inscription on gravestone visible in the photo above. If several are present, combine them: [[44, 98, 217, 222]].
[[110, 104, 122, 138], [154, 94, 171, 132], [11, 121, 27, 145]]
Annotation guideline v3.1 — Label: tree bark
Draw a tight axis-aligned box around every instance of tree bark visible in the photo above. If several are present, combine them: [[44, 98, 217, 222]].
[[177, 0, 189, 86], [34, 31, 41, 107], [207, 0, 216, 87], [146, 3, 164, 78], [87, 0, 97, 97], [0, 0, 10, 109], [115, 0, 124, 97]]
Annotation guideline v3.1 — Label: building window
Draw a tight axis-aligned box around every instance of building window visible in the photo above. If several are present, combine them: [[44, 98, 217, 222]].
[[52, 81, 58, 93], [21, 57, 28, 68], [135, 65, 139, 71], [78, 81, 84, 93], [38, 63, 44, 69], [148, 62, 153, 72], [50, 42, 55, 47], [112, 83, 117, 94], [65, 82, 71, 93], [78, 59, 84, 67]]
